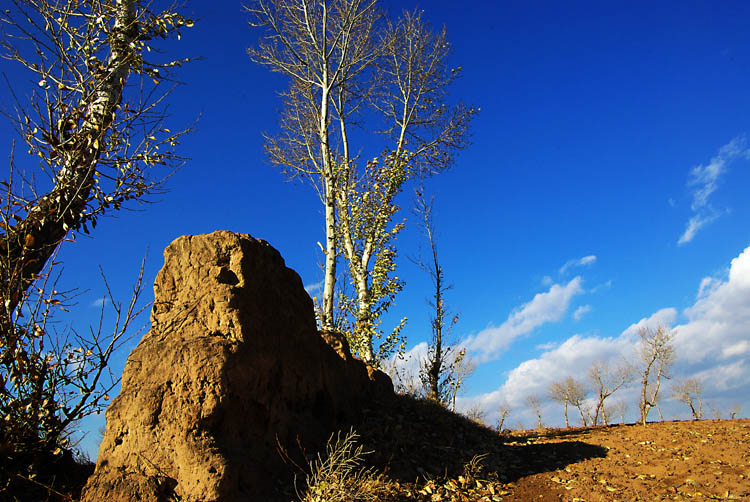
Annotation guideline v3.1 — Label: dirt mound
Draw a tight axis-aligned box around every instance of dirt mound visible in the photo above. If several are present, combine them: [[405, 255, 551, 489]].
[[81, 231, 392, 502]]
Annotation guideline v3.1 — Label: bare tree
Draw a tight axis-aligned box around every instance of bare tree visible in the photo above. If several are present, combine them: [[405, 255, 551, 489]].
[[525, 394, 543, 430], [547, 376, 586, 428], [729, 404, 741, 420], [496, 401, 511, 432], [588, 360, 631, 426], [1, 0, 190, 460], [607, 400, 628, 425], [672, 378, 704, 420], [547, 380, 570, 428], [463, 404, 486, 425], [413, 189, 460, 404], [637, 326, 675, 425], [448, 349, 474, 412], [247, 2, 475, 358], [381, 357, 424, 398], [565, 378, 589, 426]]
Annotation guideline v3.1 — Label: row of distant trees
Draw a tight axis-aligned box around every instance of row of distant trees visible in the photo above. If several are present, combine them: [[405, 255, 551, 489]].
[[503, 327, 741, 430]]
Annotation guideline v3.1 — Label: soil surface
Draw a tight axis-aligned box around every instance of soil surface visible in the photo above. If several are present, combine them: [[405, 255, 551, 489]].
[[492, 419, 750, 501], [354, 396, 750, 502]]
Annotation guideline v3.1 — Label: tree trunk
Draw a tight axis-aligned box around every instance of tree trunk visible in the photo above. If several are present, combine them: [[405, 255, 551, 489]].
[[318, 64, 336, 331], [640, 371, 650, 426], [578, 406, 588, 426], [321, 177, 337, 331], [355, 274, 373, 362], [2, 0, 136, 320]]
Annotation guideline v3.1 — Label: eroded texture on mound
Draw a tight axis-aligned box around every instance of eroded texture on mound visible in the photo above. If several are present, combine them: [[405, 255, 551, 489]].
[[81, 231, 392, 502]]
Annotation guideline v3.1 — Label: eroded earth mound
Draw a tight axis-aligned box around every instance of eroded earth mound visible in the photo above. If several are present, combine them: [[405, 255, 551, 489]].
[[81, 231, 392, 502]]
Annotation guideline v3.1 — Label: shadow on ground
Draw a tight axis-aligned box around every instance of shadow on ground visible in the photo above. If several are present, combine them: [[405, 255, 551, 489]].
[[355, 395, 608, 484]]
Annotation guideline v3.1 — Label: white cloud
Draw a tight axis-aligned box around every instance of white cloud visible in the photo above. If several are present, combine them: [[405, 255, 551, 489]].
[[560, 255, 597, 274], [673, 244, 750, 364], [91, 297, 106, 308], [465, 243, 750, 427], [679, 135, 750, 245], [620, 308, 678, 337], [678, 212, 720, 245], [304, 280, 323, 296], [460, 332, 634, 426], [386, 342, 470, 396], [573, 304, 592, 321], [383, 342, 427, 394], [590, 279, 613, 293], [462, 277, 584, 362]]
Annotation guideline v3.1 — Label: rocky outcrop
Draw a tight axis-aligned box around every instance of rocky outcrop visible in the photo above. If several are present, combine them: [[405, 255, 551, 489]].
[[81, 231, 393, 502]]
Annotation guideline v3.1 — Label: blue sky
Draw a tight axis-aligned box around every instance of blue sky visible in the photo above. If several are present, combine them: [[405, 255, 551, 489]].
[[2, 1, 750, 456]]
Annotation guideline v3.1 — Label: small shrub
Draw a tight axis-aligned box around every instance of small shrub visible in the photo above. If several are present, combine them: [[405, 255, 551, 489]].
[[298, 429, 389, 502]]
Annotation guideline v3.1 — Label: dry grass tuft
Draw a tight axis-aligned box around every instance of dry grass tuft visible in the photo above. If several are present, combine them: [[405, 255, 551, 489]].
[[298, 428, 393, 502]]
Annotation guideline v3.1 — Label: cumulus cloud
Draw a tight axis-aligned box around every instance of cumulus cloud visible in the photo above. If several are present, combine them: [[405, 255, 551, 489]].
[[559, 255, 597, 274], [573, 304, 592, 321], [678, 135, 750, 245], [465, 243, 750, 426], [462, 277, 584, 362], [458, 332, 635, 426], [673, 245, 750, 364], [620, 308, 678, 337]]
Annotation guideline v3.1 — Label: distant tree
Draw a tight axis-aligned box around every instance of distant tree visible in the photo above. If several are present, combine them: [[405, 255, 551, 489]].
[[729, 404, 741, 420], [412, 189, 461, 404], [247, 1, 476, 357], [566, 378, 590, 426], [637, 326, 675, 425], [496, 401, 511, 432], [463, 404, 486, 425], [672, 378, 704, 420], [548, 376, 586, 428], [381, 357, 423, 398], [588, 361, 631, 426], [1, 0, 190, 462], [525, 394, 543, 430], [607, 400, 629, 425], [448, 349, 475, 412]]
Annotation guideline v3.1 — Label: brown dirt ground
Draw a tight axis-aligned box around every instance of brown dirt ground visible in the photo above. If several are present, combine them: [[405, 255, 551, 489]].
[[353, 397, 750, 502], [13, 395, 748, 501], [499, 419, 750, 502]]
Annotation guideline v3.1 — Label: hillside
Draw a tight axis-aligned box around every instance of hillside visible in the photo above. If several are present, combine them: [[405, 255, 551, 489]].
[[314, 398, 750, 502]]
